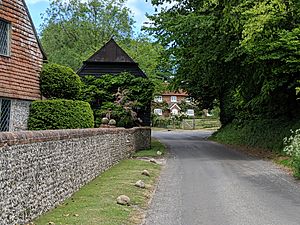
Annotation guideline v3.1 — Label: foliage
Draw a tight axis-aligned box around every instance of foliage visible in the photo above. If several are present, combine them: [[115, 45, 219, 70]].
[[95, 102, 134, 128], [40, 63, 82, 100], [28, 99, 94, 130], [211, 118, 300, 152], [120, 34, 172, 95], [147, 0, 300, 125], [283, 129, 300, 178], [81, 73, 154, 127], [33, 159, 161, 225], [41, 0, 134, 70]]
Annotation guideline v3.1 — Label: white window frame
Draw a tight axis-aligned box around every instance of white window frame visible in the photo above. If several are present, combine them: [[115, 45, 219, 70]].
[[0, 19, 11, 57], [154, 96, 163, 103], [154, 108, 163, 116], [186, 109, 195, 116], [171, 96, 177, 103]]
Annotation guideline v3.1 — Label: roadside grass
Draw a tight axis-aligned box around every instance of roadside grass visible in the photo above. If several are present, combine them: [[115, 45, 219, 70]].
[[33, 159, 162, 225], [133, 138, 166, 158]]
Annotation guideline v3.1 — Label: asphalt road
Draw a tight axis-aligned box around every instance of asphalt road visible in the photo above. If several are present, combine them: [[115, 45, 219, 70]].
[[144, 130, 300, 225]]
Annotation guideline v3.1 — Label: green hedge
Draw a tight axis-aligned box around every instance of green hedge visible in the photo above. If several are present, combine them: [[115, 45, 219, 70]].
[[40, 63, 82, 100], [28, 100, 94, 130], [211, 118, 300, 152]]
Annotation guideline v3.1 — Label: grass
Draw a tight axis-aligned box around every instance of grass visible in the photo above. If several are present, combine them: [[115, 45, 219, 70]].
[[133, 138, 166, 158], [33, 159, 162, 225]]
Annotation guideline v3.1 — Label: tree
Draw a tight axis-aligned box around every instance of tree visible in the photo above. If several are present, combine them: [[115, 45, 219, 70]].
[[147, 0, 300, 124], [41, 0, 134, 70]]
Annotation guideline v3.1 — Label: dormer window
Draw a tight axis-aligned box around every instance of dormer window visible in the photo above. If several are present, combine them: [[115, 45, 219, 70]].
[[0, 19, 11, 57]]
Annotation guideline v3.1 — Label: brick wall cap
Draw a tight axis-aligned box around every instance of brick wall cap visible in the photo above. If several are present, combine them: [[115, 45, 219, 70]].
[[0, 127, 151, 147]]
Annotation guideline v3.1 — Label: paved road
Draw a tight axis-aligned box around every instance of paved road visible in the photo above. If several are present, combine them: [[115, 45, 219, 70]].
[[144, 130, 300, 225]]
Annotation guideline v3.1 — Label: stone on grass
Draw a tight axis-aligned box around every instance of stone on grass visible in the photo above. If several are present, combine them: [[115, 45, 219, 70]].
[[142, 170, 150, 177], [135, 180, 145, 189], [157, 151, 162, 156], [117, 195, 131, 205], [150, 158, 157, 164]]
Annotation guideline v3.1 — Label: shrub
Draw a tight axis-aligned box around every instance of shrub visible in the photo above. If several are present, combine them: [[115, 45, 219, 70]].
[[283, 129, 300, 178], [40, 63, 82, 100], [95, 102, 134, 128], [28, 100, 94, 130]]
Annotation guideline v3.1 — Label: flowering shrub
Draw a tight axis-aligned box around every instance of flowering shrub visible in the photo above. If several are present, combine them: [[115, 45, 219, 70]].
[[283, 129, 300, 178]]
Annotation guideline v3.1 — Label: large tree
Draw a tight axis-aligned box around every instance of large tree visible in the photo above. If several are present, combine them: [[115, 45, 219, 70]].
[[41, 0, 134, 70], [147, 0, 300, 124]]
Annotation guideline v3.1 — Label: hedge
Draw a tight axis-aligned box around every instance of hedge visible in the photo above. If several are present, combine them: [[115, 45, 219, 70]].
[[28, 100, 94, 130]]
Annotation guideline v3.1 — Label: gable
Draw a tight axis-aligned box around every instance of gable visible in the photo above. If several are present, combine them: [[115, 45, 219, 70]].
[[86, 38, 134, 63]]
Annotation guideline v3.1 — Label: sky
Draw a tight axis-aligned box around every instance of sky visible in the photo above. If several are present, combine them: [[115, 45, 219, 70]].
[[25, 0, 160, 34]]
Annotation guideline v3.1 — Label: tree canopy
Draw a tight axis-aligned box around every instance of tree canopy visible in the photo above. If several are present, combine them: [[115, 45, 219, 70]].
[[147, 0, 300, 124], [41, 0, 134, 70]]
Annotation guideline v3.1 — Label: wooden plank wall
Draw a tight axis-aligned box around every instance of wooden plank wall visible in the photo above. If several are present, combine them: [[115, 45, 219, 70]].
[[0, 0, 44, 101]]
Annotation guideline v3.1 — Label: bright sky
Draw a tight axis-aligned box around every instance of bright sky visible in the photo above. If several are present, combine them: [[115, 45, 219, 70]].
[[25, 0, 159, 34]]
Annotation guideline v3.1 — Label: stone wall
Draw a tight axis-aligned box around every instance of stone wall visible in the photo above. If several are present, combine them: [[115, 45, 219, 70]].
[[0, 127, 150, 225], [10, 99, 31, 131]]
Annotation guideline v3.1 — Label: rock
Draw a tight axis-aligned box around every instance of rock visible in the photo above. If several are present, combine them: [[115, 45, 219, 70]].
[[135, 180, 145, 189], [108, 119, 117, 126], [117, 195, 131, 205], [101, 117, 109, 124], [142, 170, 150, 177], [157, 151, 162, 156], [150, 158, 157, 164]]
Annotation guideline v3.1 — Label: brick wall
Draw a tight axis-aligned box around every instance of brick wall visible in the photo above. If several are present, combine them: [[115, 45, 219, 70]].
[[0, 0, 44, 101], [0, 127, 151, 225]]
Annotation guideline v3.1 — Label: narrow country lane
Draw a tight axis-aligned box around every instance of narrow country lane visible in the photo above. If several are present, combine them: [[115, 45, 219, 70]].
[[144, 130, 300, 225]]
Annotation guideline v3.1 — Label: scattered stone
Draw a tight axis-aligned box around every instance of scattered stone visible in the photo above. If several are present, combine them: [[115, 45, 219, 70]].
[[150, 158, 157, 164], [73, 214, 79, 217], [135, 180, 145, 189], [156, 151, 162, 156], [48, 222, 55, 225], [63, 214, 70, 217], [117, 195, 131, 205], [142, 170, 150, 177]]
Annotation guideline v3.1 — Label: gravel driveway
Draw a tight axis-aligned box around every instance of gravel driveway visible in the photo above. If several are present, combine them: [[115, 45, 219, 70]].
[[143, 130, 300, 225]]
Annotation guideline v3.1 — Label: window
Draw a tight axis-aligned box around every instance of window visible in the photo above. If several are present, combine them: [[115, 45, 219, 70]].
[[186, 109, 195, 116], [0, 99, 11, 132], [154, 108, 163, 116], [185, 97, 192, 103], [154, 96, 163, 103], [0, 19, 10, 56], [171, 96, 177, 103]]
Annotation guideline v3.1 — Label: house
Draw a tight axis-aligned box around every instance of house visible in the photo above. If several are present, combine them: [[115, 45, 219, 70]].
[[77, 38, 151, 126], [0, 0, 46, 132], [153, 90, 195, 117]]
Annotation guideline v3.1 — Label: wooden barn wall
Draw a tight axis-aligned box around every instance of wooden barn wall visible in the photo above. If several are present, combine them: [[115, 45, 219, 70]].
[[0, 0, 44, 101]]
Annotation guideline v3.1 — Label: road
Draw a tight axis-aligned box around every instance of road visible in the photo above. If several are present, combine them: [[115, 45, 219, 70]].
[[144, 130, 300, 225]]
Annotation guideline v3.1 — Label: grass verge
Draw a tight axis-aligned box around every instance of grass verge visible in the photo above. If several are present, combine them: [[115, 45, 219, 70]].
[[33, 159, 162, 225], [133, 138, 166, 158]]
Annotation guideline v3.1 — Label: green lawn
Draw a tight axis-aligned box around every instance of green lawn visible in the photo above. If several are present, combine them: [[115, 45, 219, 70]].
[[133, 138, 166, 158], [33, 159, 162, 225]]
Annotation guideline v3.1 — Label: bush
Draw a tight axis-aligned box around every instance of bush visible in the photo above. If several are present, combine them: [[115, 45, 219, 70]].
[[28, 100, 94, 130], [40, 63, 82, 100], [283, 129, 300, 178]]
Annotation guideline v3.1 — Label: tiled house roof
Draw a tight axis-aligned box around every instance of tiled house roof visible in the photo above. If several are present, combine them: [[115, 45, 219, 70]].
[[0, 0, 46, 101]]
